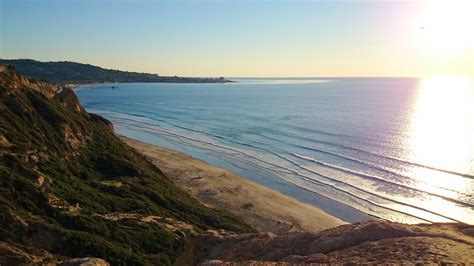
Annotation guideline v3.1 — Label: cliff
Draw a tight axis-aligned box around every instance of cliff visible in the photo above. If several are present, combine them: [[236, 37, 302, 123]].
[[177, 220, 474, 264], [0, 66, 251, 265]]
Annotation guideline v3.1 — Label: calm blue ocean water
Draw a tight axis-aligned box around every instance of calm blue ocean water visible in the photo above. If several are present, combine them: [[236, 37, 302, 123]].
[[76, 77, 474, 224]]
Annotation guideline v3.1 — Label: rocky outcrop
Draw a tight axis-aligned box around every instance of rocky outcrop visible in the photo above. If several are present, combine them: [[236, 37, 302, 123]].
[[54, 87, 85, 112], [0, 241, 53, 265], [59, 257, 110, 266], [0, 241, 109, 266], [61, 124, 88, 150], [0, 134, 11, 147], [176, 221, 474, 265], [0, 64, 56, 98], [47, 194, 81, 213], [89, 113, 114, 132], [97, 213, 195, 236]]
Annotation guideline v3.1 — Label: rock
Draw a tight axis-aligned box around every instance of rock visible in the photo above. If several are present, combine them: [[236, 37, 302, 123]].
[[0, 134, 11, 147], [97, 213, 195, 236], [200, 260, 226, 266], [0, 241, 52, 265], [35, 175, 45, 187], [89, 113, 114, 132], [62, 124, 86, 149], [48, 194, 80, 213], [203, 189, 220, 196], [241, 202, 254, 209], [0, 66, 56, 97], [177, 220, 474, 264], [53, 87, 84, 112], [59, 257, 110, 266]]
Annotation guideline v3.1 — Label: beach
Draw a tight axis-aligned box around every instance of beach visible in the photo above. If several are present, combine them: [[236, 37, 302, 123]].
[[121, 136, 346, 233]]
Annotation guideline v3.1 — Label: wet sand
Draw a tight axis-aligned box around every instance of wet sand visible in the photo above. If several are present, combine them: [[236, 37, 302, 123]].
[[121, 136, 346, 234]]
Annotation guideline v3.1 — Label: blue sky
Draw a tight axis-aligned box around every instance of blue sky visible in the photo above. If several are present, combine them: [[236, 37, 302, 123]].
[[1, 0, 472, 77]]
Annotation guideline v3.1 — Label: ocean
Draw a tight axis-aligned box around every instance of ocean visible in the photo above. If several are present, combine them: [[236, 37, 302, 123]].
[[76, 77, 474, 224]]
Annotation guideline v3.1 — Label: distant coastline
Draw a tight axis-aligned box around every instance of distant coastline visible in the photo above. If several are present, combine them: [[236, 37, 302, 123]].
[[0, 58, 232, 84]]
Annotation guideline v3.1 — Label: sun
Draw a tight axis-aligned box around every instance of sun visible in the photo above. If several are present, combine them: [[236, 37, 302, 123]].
[[416, 0, 474, 57]]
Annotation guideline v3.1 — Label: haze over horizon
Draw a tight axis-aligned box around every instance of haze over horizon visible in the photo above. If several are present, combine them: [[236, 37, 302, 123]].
[[1, 0, 473, 77]]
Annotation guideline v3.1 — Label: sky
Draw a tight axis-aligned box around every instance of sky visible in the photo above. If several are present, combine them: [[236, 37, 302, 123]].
[[0, 0, 473, 77]]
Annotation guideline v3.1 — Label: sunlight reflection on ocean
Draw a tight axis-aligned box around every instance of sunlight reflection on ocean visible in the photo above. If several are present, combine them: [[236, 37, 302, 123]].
[[76, 77, 474, 224], [404, 77, 474, 223]]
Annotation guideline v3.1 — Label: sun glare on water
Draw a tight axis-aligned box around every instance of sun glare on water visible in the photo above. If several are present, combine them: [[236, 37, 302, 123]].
[[404, 76, 474, 223], [408, 76, 474, 174]]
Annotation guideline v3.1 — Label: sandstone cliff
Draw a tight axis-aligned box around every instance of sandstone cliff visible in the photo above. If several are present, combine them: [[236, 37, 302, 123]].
[[177, 220, 474, 265]]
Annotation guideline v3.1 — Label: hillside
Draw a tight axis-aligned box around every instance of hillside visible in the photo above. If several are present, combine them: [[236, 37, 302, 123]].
[[0, 59, 230, 84], [0, 66, 251, 265]]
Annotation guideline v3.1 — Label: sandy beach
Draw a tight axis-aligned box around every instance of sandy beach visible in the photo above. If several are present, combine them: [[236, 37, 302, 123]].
[[121, 136, 346, 234]]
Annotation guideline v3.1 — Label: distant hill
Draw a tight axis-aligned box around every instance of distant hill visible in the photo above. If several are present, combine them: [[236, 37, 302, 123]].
[[0, 59, 230, 84]]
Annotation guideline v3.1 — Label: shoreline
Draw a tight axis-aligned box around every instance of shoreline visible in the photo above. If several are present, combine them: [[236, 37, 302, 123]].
[[120, 135, 346, 233], [67, 82, 109, 90]]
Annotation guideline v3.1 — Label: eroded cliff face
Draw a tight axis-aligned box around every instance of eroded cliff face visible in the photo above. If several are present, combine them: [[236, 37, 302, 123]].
[[53, 87, 85, 113], [0, 65, 57, 98], [177, 220, 474, 265]]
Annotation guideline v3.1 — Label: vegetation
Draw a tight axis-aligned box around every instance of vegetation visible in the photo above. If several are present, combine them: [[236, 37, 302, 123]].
[[0, 59, 230, 84], [0, 68, 252, 265]]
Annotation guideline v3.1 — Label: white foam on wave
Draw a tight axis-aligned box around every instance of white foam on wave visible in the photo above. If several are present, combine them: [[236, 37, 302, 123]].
[[104, 112, 473, 224]]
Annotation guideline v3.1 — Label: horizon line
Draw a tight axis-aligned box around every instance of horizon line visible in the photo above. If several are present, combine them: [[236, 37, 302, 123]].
[[0, 57, 444, 79]]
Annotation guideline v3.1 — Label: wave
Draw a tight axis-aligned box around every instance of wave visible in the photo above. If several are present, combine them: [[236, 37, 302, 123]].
[[165, 115, 473, 202], [270, 122, 398, 150], [111, 114, 473, 197], [251, 130, 474, 179], [109, 114, 471, 224], [211, 126, 473, 205], [114, 111, 472, 182], [120, 121, 298, 180], [119, 119, 440, 223], [127, 119, 459, 223], [114, 117, 295, 174], [291, 153, 474, 206], [277, 155, 463, 223], [278, 172, 438, 224]]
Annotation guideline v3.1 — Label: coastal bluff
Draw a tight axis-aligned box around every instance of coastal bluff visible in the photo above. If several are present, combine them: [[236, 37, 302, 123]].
[[177, 220, 474, 264], [0, 67, 251, 265]]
